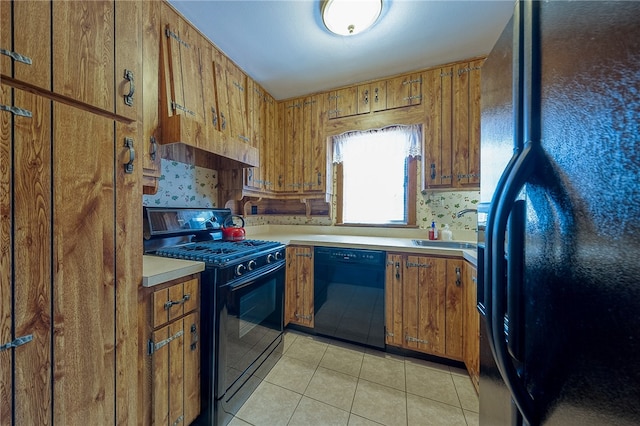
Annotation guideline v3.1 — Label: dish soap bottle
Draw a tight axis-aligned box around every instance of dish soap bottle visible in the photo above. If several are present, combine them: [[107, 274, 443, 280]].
[[442, 224, 453, 241], [429, 221, 438, 240]]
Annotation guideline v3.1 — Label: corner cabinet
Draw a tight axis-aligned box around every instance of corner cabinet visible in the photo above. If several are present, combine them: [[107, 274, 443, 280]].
[[139, 276, 201, 426], [285, 246, 314, 327], [385, 254, 463, 360], [423, 59, 482, 190]]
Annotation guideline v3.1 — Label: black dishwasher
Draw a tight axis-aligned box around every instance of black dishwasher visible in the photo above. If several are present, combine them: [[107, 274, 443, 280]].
[[313, 247, 386, 348]]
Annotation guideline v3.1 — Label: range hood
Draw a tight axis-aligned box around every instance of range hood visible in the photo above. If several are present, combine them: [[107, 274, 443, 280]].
[[163, 114, 259, 169]]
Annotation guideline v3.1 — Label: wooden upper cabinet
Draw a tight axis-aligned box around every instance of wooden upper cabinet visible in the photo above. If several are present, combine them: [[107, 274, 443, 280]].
[[114, 0, 142, 121], [423, 61, 481, 190], [453, 59, 482, 187], [225, 60, 250, 144], [0, 1, 51, 90], [142, 0, 162, 187], [356, 83, 371, 114], [386, 73, 422, 110], [302, 94, 325, 192], [212, 49, 232, 138], [327, 86, 358, 119], [424, 65, 454, 189], [371, 80, 388, 112], [161, 5, 205, 124]]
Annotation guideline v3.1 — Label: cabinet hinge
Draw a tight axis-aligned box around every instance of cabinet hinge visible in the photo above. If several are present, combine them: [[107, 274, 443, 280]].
[[303, 100, 317, 106], [402, 77, 422, 85], [0, 48, 32, 65], [287, 102, 301, 109], [385, 330, 395, 337], [165, 27, 190, 48], [233, 81, 244, 92], [172, 414, 184, 426], [171, 100, 195, 116], [148, 330, 184, 355], [295, 313, 313, 321], [0, 104, 32, 118], [406, 261, 432, 268], [440, 71, 453, 78], [403, 95, 422, 101], [238, 135, 250, 143], [406, 335, 429, 345], [0, 335, 33, 352]]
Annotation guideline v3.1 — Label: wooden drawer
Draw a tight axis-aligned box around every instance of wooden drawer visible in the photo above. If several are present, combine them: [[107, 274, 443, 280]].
[[152, 278, 199, 328]]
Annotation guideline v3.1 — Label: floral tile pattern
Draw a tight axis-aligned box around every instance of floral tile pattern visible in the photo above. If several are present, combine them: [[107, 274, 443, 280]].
[[143, 159, 480, 232], [142, 159, 218, 208]]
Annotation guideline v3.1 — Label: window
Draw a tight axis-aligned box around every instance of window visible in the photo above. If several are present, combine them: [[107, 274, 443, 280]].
[[333, 125, 421, 225]]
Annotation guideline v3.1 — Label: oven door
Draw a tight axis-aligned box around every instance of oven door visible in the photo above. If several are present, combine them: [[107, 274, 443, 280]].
[[216, 261, 284, 405]]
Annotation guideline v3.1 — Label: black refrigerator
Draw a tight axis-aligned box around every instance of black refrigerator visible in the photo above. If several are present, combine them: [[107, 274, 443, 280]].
[[478, 1, 640, 425]]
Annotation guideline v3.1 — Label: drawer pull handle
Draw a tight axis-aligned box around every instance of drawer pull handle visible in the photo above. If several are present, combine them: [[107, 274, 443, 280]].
[[164, 293, 191, 310]]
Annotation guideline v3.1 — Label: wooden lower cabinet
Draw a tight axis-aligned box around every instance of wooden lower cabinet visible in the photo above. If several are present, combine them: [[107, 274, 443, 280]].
[[285, 246, 314, 327], [385, 254, 463, 360], [463, 262, 480, 392], [139, 276, 200, 426]]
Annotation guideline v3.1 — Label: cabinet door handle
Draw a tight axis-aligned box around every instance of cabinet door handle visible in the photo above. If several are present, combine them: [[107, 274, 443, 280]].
[[149, 136, 157, 161], [430, 163, 436, 180], [395, 261, 400, 279], [123, 69, 135, 107], [455, 267, 461, 287], [190, 323, 199, 351], [211, 106, 218, 127], [364, 89, 369, 104], [317, 172, 322, 186], [124, 137, 135, 174], [220, 112, 226, 130]]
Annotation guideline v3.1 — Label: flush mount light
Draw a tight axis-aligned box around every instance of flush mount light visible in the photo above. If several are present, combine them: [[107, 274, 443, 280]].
[[322, 0, 383, 36]]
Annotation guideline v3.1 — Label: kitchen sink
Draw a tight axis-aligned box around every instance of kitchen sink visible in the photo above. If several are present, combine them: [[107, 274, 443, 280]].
[[412, 240, 477, 250]]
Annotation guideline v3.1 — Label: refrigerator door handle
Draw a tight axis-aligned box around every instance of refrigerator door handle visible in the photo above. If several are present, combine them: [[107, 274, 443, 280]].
[[491, 142, 538, 426]]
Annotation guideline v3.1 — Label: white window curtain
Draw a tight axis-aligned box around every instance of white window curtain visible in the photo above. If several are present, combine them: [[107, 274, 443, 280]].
[[332, 124, 422, 164], [332, 124, 421, 224]]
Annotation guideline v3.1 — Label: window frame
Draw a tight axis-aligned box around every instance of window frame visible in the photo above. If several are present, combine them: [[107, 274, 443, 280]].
[[335, 156, 417, 227]]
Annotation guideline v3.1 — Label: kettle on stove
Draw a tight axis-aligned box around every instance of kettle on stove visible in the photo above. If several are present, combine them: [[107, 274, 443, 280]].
[[222, 215, 246, 241]]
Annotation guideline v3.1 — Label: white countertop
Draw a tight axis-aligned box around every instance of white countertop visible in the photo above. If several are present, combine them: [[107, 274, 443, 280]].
[[142, 255, 205, 287], [142, 226, 479, 287], [247, 225, 479, 267]]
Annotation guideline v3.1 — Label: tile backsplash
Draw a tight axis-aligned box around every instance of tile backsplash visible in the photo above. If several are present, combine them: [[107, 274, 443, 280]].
[[143, 159, 480, 234], [142, 159, 218, 208]]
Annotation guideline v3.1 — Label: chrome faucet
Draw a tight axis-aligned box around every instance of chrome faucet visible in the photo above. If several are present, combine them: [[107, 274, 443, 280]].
[[456, 208, 478, 218]]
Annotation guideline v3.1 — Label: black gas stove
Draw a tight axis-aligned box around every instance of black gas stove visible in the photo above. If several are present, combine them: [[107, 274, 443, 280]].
[[143, 207, 285, 426]]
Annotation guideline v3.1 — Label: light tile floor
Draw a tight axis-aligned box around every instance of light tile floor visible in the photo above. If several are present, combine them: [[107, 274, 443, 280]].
[[229, 330, 479, 426]]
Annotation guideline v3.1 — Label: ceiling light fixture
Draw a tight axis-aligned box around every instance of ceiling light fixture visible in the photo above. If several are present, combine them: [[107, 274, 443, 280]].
[[322, 0, 382, 36]]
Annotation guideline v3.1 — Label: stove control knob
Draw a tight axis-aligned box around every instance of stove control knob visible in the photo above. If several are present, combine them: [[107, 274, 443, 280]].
[[235, 264, 246, 276], [266, 253, 274, 264], [274, 251, 283, 260], [247, 260, 257, 271]]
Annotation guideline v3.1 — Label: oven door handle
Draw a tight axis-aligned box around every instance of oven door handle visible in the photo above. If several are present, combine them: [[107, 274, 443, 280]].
[[226, 261, 285, 292]]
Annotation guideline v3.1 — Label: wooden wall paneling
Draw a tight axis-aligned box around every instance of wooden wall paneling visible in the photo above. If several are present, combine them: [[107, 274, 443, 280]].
[[3, 1, 51, 90], [0, 82, 11, 426], [52, 104, 115, 424], [5, 89, 53, 425], [53, 1, 115, 112], [282, 99, 300, 192], [385, 254, 404, 347], [114, 119, 141, 424]]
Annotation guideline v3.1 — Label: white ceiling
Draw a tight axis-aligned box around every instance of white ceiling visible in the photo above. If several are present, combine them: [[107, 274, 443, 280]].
[[168, 0, 515, 100]]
